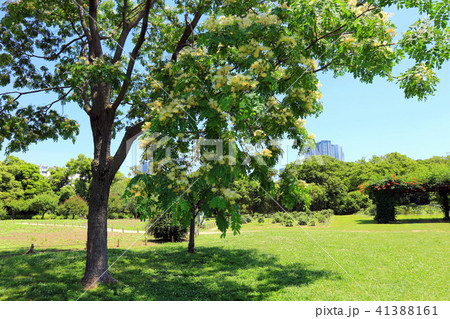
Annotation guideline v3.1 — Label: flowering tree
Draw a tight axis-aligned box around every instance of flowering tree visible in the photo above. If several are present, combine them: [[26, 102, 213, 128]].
[[0, 0, 448, 286], [126, 0, 403, 253]]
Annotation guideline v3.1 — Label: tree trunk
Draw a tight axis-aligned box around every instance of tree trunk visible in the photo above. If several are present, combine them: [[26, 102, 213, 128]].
[[441, 190, 450, 221], [81, 102, 118, 288], [187, 212, 196, 253], [81, 172, 117, 288]]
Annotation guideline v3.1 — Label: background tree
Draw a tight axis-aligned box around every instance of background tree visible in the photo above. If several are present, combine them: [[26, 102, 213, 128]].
[[0, 0, 448, 286], [29, 193, 59, 219], [58, 185, 76, 204], [47, 167, 70, 192], [66, 154, 93, 200], [59, 195, 89, 219]]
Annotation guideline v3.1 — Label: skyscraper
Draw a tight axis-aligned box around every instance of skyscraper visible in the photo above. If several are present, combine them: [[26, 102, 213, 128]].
[[305, 140, 344, 161]]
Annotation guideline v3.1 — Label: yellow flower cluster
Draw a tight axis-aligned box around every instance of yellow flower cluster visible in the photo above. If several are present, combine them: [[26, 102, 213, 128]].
[[386, 27, 397, 37], [341, 35, 356, 44], [238, 40, 273, 59], [148, 98, 186, 122], [205, 13, 280, 32], [178, 46, 208, 58], [141, 121, 151, 131], [261, 149, 273, 157], [277, 35, 297, 48], [297, 180, 308, 188], [151, 81, 162, 91], [250, 59, 270, 77], [299, 57, 318, 71], [268, 96, 278, 107], [253, 129, 266, 137], [222, 188, 240, 200], [290, 88, 322, 112], [294, 119, 306, 128], [228, 74, 258, 91]]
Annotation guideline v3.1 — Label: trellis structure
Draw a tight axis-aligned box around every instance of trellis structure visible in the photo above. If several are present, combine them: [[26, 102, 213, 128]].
[[370, 185, 450, 223]]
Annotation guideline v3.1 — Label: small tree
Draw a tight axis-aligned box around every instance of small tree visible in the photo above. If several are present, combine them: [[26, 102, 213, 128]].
[[59, 195, 88, 219], [29, 193, 59, 219]]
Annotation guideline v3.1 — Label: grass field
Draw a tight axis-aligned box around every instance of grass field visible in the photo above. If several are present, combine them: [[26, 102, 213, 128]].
[[0, 214, 448, 301]]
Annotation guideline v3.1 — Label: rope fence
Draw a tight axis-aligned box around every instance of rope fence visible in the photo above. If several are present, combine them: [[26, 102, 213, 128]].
[[0, 218, 218, 232]]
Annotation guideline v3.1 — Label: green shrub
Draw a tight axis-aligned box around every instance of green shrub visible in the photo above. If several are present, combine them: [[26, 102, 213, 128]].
[[358, 204, 376, 216], [241, 215, 252, 224], [283, 218, 293, 227], [296, 215, 308, 225], [147, 214, 188, 242], [257, 215, 265, 223], [272, 212, 283, 223], [309, 218, 317, 226]]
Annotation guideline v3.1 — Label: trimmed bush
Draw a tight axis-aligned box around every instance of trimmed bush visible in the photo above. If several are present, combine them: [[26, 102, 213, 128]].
[[257, 215, 265, 223], [147, 214, 188, 242], [241, 215, 252, 224], [297, 215, 308, 225]]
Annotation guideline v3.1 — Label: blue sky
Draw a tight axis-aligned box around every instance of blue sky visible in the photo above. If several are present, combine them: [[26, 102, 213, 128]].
[[1, 5, 449, 175]]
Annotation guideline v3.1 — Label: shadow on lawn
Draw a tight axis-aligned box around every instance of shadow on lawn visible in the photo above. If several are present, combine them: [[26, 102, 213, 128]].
[[0, 247, 337, 301], [356, 217, 448, 225]]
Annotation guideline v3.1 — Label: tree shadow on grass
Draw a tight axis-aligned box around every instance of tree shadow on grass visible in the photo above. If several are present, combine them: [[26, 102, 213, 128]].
[[0, 246, 338, 301]]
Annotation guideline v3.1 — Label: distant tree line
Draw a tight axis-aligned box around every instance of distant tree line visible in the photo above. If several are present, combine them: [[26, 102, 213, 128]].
[[0, 155, 137, 220], [232, 152, 450, 217]]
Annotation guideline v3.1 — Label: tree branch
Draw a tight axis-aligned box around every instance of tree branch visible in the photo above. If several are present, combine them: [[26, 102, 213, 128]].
[[111, 0, 155, 112], [88, 0, 104, 60], [43, 89, 74, 110], [305, 4, 376, 51], [110, 120, 145, 175], [76, 0, 91, 41], [1, 86, 72, 101], [22, 36, 86, 60], [171, 6, 204, 62]]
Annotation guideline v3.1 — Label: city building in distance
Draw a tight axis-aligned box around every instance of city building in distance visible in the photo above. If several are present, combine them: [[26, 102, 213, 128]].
[[305, 140, 345, 161]]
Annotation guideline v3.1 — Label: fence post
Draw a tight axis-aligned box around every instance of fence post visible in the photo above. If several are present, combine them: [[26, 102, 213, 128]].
[[111, 225, 114, 233], [145, 237, 148, 246], [137, 227, 139, 234], [117, 239, 120, 247], [122, 227, 124, 233]]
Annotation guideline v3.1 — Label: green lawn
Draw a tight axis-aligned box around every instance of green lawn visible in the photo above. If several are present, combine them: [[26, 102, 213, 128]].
[[0, 214, 448, 300]]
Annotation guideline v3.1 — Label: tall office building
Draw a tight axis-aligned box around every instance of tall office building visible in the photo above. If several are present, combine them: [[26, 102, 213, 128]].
[[305, 140, 345, 161]]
